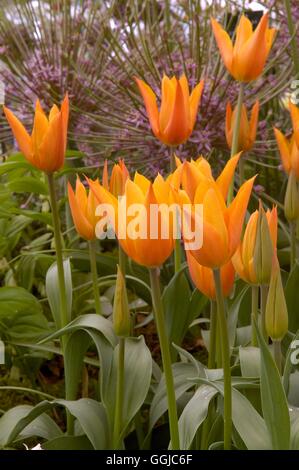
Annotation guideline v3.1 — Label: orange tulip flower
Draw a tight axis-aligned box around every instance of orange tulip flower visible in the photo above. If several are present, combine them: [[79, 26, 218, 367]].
[[135, 74, 204, 146], [3, 95, 69, 173], [102, 159, 129, 197], [226, 101, 259, 151], [88, 173, 175, 267], [180, 173, 255, 268], [211, 13, 276, 82], [274, 128, 299, 180], [68, 177, 99, 240], [186, 250, 234, 300]]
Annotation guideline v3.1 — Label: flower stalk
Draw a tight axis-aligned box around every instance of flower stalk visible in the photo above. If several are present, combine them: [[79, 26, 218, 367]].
[[149, 267, 180, 450], [88, 239, 102, 315], [213, 268, 232, 450]]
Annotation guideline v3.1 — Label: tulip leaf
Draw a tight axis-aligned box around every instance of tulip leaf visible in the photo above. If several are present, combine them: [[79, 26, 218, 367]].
[[255, 319, 290, 449], [177, 384, 218, 449], [46, 259, 73, 328], [285, 260, 299, 333], [0, 404, 62, 446], [43, 435, 94, 450], [149, 362, 199, 433], [101, 336, 152, 440], [8, 176, 48, 195], [4, 399, 109, 450]]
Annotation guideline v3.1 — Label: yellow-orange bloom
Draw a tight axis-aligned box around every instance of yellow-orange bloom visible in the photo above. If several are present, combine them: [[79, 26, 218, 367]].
[[3, 95, 69, 173], [68, 177, 99, 240], [226, 101, 259, 151], [232, 206, 277, 284], [186, 250, 234, 300], [211, 13, 276, 82], [135, 74, 204, 146], [178, 169, 255, 268], [274, 128, 299, 180], [102, 159, 129, 197], [88, 173, 175, 267]]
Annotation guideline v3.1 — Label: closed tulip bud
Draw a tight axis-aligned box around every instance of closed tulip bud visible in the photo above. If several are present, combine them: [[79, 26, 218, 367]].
[[135, 74, 204, 146], [233, 204, 277, 285], [211, 13, 276, 82], [284, 170, 299, 221], [265, 260, 288, 341], [226, 101, 259, 152], [113, 265, 131, 337], [3, 95, 69, 173], [253, 202, 275, 285]]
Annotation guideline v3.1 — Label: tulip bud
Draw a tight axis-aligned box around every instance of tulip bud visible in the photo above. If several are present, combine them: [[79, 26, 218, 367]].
[[113, 265, 131, 337], [284, 170, 299, 222], [253, 202, 274, 285], [265, 260, 288, 341]]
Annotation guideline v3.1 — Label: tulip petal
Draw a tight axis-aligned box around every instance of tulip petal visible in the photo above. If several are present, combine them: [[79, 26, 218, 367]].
[[3, 106, 32, 161], [274, 127, 291, 174], [189, 79, 204, 129], [234, 15, 253, 53], [249, 100, 259, 145], [134, 171, 151, 195], [227, 175, 256, 257], [234, 13, 269, 82], [162, 78, 190, 145], [68, 181, 94, 240], [211, 17, 233, 73], [102, 159, 109, 190], [216, 152, 241, 200], [39, 112, 64, 172], [135, 77, 160, 138]]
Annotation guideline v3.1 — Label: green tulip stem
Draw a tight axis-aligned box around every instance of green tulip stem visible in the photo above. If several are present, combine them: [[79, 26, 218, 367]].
[[208, 300, 217, 369], [113, 336, 125, 449], [251, 285, 259, 347], [213, 268, 232, 450], [273, 340, 282, 375], [149, 267, 180, 450], [260, 284, 269, 342], [88, 239, 102, 315], [47, 173, 72, 434]]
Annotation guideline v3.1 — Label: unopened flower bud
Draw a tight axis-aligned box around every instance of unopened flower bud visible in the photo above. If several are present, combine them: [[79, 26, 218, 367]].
[[265, 260, 288, 341], [113, 265, 131, 337], [253, 202, 274, 285]]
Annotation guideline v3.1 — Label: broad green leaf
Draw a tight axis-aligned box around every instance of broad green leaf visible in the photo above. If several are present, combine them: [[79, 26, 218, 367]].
[[177, 384, 218, 449], [6, 399, 109, 450], [0, 287, 49, 341], [8, 176, 48, 195], [103, 336, 152, 440], [190, 378, 271, 449], [42, 435, 93, 450], [239, 346, 261, 378], [255, 320, 290, 449], [149, 362, 198, 432], [46, 259, 73, 328], [0, 405, 62, 446], [39, 313, 116, 348]]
